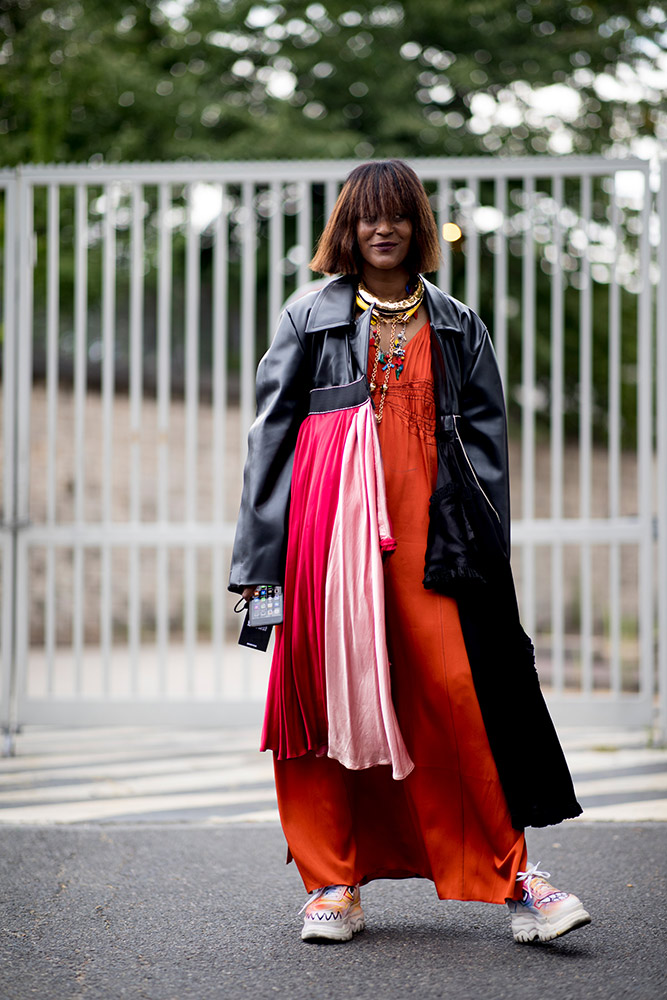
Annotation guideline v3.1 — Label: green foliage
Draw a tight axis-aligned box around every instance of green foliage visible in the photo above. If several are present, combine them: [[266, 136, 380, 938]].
[[0, 0, 665, 164]]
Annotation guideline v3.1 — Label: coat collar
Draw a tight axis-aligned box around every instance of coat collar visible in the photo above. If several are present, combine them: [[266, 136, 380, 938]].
[[303, 275, 356, 332]]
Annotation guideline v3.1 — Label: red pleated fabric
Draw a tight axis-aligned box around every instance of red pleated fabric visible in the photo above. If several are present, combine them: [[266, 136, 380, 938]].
[[261, 404, 354, 760], [272, 321, 527, 903]]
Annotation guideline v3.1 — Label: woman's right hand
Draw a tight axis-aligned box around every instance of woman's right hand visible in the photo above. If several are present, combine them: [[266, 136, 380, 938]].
[[241, 586, 256, 603]]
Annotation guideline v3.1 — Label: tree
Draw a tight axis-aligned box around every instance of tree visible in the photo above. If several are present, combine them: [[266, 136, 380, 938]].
[[0, 0, 665, 165]]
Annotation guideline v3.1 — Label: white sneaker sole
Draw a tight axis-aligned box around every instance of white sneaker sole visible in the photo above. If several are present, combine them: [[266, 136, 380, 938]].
[[511, 900, 591, 943], [301, 911, 365, 943]]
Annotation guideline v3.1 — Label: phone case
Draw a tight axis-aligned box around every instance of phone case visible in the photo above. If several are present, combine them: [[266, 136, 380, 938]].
[[248, 585, 283, 625]]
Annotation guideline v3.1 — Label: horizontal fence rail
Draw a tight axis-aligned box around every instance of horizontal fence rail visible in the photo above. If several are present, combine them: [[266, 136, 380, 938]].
[[0, 156, 664, 747]]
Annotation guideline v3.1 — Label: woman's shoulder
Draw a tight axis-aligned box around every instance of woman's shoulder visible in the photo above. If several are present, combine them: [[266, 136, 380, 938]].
[[421, 277, 488, 349]]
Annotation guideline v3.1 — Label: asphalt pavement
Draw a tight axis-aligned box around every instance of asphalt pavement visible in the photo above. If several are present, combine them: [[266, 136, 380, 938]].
[[1, 726, 666, 999], [1, 823, 665, 1000]]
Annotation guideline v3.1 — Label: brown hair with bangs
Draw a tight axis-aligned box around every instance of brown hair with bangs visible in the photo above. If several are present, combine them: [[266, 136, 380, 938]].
[[310, 159, 442, 276]]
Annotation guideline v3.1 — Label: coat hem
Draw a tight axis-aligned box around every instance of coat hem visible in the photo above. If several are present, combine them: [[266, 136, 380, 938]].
[[511, 799, 584, 831]]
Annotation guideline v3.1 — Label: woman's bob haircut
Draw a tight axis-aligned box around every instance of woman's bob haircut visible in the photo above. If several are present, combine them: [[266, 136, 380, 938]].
[[310, 159, 442, 276]]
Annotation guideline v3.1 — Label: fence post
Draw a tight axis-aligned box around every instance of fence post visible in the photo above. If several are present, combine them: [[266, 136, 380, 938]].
[[1, 172, 22, 755], [657, 158, 667, 745], [2, 170, 34, 755], [1, 175, 16, 753]]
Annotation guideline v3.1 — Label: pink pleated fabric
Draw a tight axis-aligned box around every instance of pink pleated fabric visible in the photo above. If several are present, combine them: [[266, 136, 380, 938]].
[[325, 400, 412, 779], [261, 393, 413, 780]]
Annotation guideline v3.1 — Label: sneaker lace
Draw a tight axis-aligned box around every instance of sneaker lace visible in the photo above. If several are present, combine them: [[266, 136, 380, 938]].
[[516, 861, 551, 888], [298, 884, 354, 915]]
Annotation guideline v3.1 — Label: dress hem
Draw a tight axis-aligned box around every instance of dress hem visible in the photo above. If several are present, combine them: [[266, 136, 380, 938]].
[[292, 863, 522, 904]]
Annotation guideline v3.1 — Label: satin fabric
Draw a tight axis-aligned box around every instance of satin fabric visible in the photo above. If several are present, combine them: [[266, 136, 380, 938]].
[[324, 400, 412, 778], [273, 321, 527, 903]]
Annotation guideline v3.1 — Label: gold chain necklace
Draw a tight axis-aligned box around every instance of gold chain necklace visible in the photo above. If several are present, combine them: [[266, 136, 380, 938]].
[[356, 279, 424, 424], [356, 277, 424, 316]]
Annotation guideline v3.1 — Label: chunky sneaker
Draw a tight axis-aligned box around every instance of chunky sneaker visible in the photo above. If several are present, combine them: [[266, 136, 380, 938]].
[[300, 885, 365, 943], [507, 862, 591, 943]]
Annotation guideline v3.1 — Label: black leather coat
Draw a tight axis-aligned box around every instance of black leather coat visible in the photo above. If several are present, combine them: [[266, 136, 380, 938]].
[[229, 274, 510, 593], [229, 274, 582, 830]]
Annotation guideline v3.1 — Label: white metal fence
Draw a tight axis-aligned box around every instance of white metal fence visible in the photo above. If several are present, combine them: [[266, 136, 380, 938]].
[[1, 156, 665, 750]]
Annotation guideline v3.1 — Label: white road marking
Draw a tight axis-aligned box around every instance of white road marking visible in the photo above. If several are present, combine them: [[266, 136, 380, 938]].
[[0, 761, 274, 804], [574, 800, 667, 822], [0, 787, 278, 825], [1, 726, 665, 825], [573, 771, 667, 797]]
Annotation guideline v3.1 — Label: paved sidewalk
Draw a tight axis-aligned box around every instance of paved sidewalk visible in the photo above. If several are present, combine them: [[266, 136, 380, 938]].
[[0, 724, 665, 825]]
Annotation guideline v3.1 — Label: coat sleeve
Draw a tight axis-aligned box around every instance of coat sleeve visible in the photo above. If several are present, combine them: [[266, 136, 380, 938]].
[[459, 313, 511, 555], [228, 306, 310, 593]]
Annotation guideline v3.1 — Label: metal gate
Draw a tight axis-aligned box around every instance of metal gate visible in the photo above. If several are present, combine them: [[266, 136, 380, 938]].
[[1, 157, 665, 749]]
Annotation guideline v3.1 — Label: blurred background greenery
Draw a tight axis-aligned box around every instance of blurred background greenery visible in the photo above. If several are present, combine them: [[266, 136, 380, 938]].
[[1, 0, 665, 165]]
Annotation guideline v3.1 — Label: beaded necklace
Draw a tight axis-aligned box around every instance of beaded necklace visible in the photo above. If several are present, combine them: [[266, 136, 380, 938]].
[[355, 277, 424, 424]]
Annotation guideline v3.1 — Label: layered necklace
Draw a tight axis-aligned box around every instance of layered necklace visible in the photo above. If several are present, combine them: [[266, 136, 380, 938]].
[[356, 276, 425, 424]]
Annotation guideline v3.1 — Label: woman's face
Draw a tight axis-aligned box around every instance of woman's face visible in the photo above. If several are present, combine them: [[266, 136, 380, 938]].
[[356, 212, 413, 275]]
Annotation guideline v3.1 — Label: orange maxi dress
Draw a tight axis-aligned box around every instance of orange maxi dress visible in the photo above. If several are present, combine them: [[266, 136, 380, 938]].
[[273, 320, 527, 903]]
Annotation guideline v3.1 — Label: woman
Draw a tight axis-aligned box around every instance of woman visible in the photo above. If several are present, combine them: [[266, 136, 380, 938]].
[[230, 160, 590, 945]]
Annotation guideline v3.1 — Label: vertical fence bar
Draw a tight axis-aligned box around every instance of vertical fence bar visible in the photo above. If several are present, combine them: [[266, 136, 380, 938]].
[[240, 180, 257, 698], [324, 179, 337, 223], [13, 531, 29, 741], [657, 159, 667, 743], [212, 184, 228, 693], [550, 175, 565, 693], [240, 181, 256, 451], [437, 178, 451, 294], [493, 176, 508, 391], [579, 175, 593, 693], [521, 177, 537, 641], [636, 167, 653, 704], [297, 179, 311, 289], [73, 184, 88, 691], [101, 183, 116, 693], [45, 184, 59, 694], [129, 183, 144, 690], [268, 180, 283, 337], [184, 184, 200, 694], [465, 178, 479, 314], [13, 177, 34, 734], [608, 178, 621, 695], [156, 184, 171, 694], [16, 178, 34, 562], [1, 178, 18, 746]]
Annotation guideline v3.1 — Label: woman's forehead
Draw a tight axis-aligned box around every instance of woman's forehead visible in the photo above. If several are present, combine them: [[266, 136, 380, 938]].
[[356, 188, 411, 218]]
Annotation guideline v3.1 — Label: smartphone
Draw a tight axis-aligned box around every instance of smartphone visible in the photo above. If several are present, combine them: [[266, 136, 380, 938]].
[[247, 585, 284, 625]]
